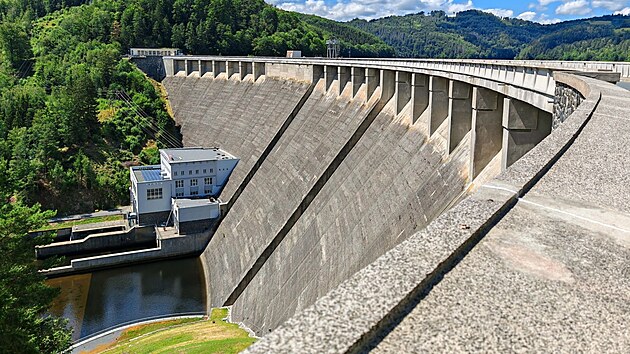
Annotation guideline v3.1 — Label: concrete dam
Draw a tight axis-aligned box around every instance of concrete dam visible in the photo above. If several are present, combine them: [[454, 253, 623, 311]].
[[161, 57, 630, 350]]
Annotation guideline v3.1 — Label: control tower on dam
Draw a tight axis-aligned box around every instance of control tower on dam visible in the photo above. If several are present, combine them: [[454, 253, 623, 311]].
[[161, 56, 630, 351]]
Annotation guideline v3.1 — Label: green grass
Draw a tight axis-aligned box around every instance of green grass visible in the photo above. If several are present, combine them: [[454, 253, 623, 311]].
[[93, 308, 256, 354], [34, 214, 123, 231], [117, 318, 202, 341]]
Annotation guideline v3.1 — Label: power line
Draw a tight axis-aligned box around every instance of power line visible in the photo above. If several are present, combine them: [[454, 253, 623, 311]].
[[115, 92, 180, 147], [117, 91, 183, 148], [112, 90, 183, 148]]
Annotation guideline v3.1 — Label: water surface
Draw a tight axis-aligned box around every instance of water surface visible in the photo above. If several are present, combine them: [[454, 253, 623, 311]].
[[48, 257, 206, 340]]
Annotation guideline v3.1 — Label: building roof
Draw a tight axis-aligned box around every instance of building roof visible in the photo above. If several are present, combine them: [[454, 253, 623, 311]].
[[132, 165, 162, 182], [173, 198, 218, 209], [130, 47, 180, 50], [160, 147, 237, 164]]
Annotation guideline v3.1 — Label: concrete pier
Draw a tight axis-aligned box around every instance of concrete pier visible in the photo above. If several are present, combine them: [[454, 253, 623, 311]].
[[501, 98, 552, 170], [338, 66, 351, 95], [447, 80, 473, 153], [428, 76, 449, 136], [352, 67, 365, 98], [396, 71, 412, 115], [411, 73, 429, 124], [470, 87, 504, 179]]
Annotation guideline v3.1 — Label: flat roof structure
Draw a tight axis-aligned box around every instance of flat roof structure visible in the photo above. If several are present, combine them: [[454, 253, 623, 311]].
[[161, 147, 237, 163], [132, 166, 162, 182], [173, 198, 218, 209]]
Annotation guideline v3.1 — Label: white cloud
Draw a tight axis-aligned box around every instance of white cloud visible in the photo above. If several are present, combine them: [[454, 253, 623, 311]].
[[277, 0, 617, 23], [515, 10, 561, 23], [537, 13, 562, 24], [517, 11, 538, 21], [592, 0, 628, 11], [615, 7, 630, 15], [276, 0, 477, 21], [555, 0, 591, 15], [483, 8, 514, 18], [448, 0, 474, 14]]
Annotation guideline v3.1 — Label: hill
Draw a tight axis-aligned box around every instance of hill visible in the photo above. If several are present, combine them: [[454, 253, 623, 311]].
[[348, 10, 630, 61], [0, 0, 393, 215]]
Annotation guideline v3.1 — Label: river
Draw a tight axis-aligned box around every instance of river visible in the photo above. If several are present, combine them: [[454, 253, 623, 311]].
[[47, 257, 206, 341]]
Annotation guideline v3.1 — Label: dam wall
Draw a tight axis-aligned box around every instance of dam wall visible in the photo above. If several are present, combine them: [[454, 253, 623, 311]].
[[160, 57, 616, 339], [231, 88, 479, 334], [244, 71, 630, 353], [163, 76, 311, 202], [204, 76, 385, 307]]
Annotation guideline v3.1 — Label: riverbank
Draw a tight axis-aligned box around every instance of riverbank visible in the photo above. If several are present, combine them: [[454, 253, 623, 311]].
[[83, 308, 256, 354]]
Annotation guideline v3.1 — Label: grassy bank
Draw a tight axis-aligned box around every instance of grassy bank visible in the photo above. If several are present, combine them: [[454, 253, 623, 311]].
[[36, 214, 124, 232], [89, 308, 256, 353]]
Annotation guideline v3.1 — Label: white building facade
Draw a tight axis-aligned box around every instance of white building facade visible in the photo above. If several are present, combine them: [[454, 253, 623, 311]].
[[130, 147, 239, 232]]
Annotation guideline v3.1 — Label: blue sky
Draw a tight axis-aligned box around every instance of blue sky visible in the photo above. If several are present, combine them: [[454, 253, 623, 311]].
[[269, 0, 630, 23]]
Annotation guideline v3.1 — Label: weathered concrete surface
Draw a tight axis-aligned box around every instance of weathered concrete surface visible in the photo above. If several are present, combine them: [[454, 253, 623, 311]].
[[231, 97, 471, 335], [162, 76, 310, 202], [202, 79, 381, 308], [374, 191, 630, 353], [243, 75, 630, 353], [374, 80, 630, 350]]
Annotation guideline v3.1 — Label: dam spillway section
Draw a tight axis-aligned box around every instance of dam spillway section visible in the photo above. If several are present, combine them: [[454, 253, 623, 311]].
[[158, 55, 623, 340]]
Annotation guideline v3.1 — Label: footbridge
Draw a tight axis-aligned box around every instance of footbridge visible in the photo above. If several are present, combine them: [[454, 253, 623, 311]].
[[160, 56, 630, 352]]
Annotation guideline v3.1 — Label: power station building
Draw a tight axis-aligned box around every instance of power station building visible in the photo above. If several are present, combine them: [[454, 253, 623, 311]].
[[130, 147, 239, 233]]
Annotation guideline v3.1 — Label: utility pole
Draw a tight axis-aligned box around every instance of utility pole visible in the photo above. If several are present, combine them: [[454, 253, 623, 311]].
[[326, 39, 339, 58]]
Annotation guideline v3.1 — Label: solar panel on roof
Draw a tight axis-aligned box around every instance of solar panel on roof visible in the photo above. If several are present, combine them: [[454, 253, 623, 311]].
[[141, 169, 162, 182]]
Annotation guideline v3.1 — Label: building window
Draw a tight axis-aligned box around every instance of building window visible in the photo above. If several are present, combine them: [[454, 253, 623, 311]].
[[204, 186, 212, 194], [176, 191, 184, 197], [191, 190, 199, 196], [190, 179, 198, 187], [174, 171, 178, 176], [203, 169, 206, 174], [175, 180, 184, 188], [146, 188, 163, 200], [196, 169, 199, 174], [210, 168, 214, 173], [204, 177, 213, 185], [189, 170, 192, 175]]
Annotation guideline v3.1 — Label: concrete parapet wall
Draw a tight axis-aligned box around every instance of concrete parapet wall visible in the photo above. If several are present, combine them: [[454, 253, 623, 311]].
[[266, 63, 316, 82], [43, 230, 212, 277], [36, 226, 155, 259]]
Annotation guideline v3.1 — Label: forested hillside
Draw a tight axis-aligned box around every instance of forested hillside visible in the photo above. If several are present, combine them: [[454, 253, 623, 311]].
[[297, 13, 394, 57], [518, 16, 630, 60], [0, 0, 392, 350], [349, 10, 630, 61], [0, 0, 392, 217], [349, 10, 547, 59], [114, 0, 393, 56]]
